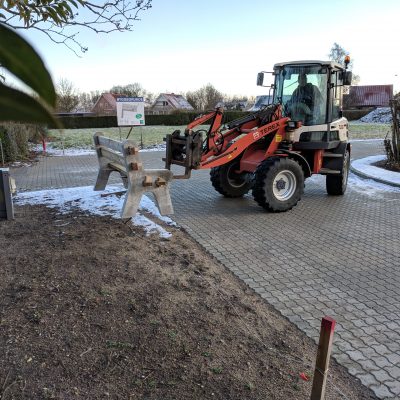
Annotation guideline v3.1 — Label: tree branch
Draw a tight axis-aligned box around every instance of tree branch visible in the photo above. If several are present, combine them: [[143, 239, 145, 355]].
[[0, 0, 152, 54]]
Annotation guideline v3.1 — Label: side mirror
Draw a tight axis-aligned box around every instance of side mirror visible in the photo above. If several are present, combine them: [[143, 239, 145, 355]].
[[344, 71, 352, 86], [257, 72, 264, 86]]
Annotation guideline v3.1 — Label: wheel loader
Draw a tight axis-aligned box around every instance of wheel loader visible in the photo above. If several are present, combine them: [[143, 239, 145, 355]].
[[164, 58, 353, 212]]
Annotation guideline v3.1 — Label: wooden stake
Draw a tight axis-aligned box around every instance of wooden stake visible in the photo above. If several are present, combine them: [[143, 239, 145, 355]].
[[310, 316, 336, 400], [142, 175, 153, 187]]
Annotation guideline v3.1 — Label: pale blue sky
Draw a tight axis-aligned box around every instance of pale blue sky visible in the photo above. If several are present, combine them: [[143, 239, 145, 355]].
[[22, 0, 400, 96]]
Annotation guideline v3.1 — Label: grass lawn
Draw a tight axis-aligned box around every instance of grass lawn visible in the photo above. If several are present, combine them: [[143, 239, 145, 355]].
[[46, 123, 391, 149]]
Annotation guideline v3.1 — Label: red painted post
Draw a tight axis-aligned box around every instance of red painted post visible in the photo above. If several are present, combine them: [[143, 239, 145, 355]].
[[41, 137, 46, 153], [310, 316, 336, 400]]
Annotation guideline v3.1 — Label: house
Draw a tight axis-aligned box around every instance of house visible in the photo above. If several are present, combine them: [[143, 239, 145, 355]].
[[91, 93, 126, 116], [151, 93, 194, 114], [91, 93, 153, 115], [343, 85, 393, 109]]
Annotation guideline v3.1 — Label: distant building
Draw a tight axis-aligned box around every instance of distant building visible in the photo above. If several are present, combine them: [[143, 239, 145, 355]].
[[151, 93, 194, 114], [343, 85, 393, 109], [91, 93, 152, 116], [215, 100, 248, 111], [248, 95, 273, 111], [91, 93, 126, 116]]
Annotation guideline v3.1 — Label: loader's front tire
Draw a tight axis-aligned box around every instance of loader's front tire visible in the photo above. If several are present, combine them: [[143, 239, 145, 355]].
[[252, 157, 304, 212], [210, 158, 253, 198], [326, 150, 350, 195]]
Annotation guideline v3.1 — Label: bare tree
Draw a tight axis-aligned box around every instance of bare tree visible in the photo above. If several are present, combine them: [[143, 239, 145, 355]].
[[77, 91, 100, 112], [186, 84, 224, 111], [110, 82, 146, 97], [0, 0, 152, 55], [328, 42, 360, 85], [56, 78, 79, 112]]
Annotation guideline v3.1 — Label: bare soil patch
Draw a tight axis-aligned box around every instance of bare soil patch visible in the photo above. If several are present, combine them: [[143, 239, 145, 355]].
[[373, 159, 400, 173], [0, 206, 376, 399]]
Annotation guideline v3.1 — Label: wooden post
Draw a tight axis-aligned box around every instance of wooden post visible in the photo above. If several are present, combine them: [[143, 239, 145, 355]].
[[310, 316, 336, 400]]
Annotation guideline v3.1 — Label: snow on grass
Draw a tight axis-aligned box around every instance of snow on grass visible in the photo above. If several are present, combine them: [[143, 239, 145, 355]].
[[30, 142, 166, 156], [15, 185, 174, 239], [30, 144, 95, 156]]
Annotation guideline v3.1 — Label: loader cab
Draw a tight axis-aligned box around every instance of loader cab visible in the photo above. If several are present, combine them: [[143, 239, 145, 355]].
[[258, 61, 351, 127]]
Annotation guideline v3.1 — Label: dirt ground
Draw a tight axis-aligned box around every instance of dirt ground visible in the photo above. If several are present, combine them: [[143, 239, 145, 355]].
[[0, 205, 377, 399], [374, 159, 400, 172]]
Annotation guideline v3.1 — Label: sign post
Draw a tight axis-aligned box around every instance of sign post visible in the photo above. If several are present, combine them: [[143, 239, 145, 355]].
[[116, 97, 145, 147]]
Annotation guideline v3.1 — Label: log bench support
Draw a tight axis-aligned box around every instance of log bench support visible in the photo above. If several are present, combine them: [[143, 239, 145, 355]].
[[93, 133, 174, 219]]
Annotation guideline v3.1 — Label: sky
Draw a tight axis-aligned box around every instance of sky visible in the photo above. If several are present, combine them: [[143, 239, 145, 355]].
[[17, 0, 400, 97]]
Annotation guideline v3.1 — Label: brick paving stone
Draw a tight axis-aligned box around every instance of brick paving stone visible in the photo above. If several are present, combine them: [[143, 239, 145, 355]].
[[386, 380, 400, 397], [369, 384, 395, 399], [386, 365, 400, 381], [10, 142, 400, 399], [356, 373, 380, 389]]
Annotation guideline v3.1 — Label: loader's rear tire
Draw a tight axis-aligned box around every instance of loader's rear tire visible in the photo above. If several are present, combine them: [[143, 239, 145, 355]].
[[326, 150, 350, 195], [210, 158, 253, 198], [252, 157, 304, 212]]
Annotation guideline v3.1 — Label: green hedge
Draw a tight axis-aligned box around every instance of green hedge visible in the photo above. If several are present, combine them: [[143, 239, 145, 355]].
[[49, 111, 250, 129], [0, 123, 31, 162]]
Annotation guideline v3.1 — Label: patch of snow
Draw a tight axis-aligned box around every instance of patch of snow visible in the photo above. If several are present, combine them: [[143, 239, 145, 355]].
[[132, 214, 172, 239], [31, 144, 95, 157], [349, 138, 384, 143], [31, 143, 165, 156], [15, 185, 173, 238], [9, 161, 33, 168], [348, 173, 400, 198], [139, 144, 166, 152], [140, 195, 176, 226], [352, 155, 400, 186], [306, 170, 400, 197], [357, 107, 392, 123]]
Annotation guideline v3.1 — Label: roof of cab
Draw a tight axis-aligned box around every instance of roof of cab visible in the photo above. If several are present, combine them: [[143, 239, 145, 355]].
[[273, 60, 345, 70]]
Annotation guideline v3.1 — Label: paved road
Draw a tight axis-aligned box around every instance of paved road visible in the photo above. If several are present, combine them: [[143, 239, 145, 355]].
[[10, 140, 400, 399]]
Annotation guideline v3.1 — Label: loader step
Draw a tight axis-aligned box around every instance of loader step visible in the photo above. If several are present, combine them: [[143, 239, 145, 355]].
[[293, 140, 340, 150], [323, 153, 343, 158], [319, 168, 341, 175]]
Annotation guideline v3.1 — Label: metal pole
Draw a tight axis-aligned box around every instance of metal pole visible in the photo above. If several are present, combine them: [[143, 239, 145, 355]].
[[0, 139, 4, 166], [61, 129, 65, 156]]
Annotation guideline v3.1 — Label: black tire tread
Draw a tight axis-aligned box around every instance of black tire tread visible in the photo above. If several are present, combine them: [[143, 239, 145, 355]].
[[210, 160, 253, 198], [326, 150, 350, 195], [252, 157, 304, 212]]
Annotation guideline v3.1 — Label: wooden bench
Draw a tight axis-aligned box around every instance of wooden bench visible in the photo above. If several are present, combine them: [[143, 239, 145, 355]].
[[93, 133, 174, 219]]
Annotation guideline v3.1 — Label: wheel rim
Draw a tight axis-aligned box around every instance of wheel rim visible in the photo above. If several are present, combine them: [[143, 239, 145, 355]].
[[272, 170, 297, 201], [227, 164, 249, 188]]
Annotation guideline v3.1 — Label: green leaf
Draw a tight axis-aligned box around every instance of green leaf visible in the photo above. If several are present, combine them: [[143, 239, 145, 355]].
[[0, 84, 60, 126], [0, 23, 56, 106]]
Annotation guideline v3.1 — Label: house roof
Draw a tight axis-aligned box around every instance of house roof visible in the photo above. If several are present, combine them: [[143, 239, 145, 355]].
[[92, 93, 127, 111], [156, 93, 194, 110], [343, 85, 393, 108]]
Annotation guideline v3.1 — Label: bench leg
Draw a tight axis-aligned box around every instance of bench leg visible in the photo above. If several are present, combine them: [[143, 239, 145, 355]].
[[94, 167, 113, 191], [120, 186, 142, 219], [121, 175, 128, 189], [154, 186, 174, 215]]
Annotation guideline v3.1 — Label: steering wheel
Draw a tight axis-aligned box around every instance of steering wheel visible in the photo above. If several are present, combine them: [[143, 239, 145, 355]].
[[289, 102, 312, 122], [290, 102, 312, 115]]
